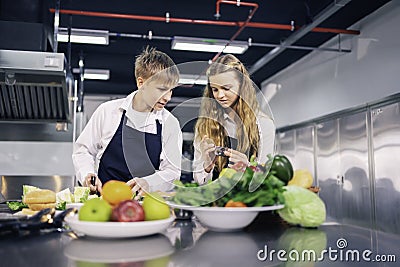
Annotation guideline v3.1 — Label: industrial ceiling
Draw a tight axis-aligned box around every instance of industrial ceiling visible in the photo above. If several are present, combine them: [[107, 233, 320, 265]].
[[0, 0, 391, 99]]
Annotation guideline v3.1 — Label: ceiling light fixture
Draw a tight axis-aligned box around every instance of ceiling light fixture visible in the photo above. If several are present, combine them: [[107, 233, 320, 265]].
[[72, 68, 110, 80], [57, 28, 109, 45], [171, 36, 248, 54]]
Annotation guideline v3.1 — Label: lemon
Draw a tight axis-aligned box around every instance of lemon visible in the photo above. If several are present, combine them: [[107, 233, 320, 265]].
[[288, 169, 314, 188], [219, 168, 237, 178], [142, 192, 170, 221]]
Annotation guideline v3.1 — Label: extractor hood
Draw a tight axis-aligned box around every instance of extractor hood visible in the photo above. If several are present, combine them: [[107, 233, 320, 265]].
[[0, 49, 69, 122]]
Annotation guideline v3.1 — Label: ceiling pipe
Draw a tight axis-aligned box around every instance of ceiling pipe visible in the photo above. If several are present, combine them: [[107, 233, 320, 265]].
[[251, 40, 351, 53], [249, 0, 353, 75], [49, 8, 360, 36], [212, 0, 258, 61], [107, 31, 351, 54], [215, 0, 258, 19]]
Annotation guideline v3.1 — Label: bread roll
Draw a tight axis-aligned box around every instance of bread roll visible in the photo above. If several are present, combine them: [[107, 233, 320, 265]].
[[24, 189, 56, 204], [27, 203, 57, 211]]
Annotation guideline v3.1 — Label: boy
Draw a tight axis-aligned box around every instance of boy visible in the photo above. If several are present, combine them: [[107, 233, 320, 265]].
[[72, 46, 182, 197]]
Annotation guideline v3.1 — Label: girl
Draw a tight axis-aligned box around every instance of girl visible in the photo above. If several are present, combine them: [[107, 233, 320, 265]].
[[193, 54, 275, 184]]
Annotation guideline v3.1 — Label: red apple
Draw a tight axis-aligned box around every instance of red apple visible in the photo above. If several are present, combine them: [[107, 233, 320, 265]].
[[111, 200, 145, 222]]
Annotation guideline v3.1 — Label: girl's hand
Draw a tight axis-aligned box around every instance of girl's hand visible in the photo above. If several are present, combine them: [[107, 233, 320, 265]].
[[199, 135, 217, 172], [225, 149, 249, 168]]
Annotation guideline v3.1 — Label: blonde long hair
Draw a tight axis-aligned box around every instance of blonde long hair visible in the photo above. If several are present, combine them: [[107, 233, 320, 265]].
[[195, 54, 260, 173]]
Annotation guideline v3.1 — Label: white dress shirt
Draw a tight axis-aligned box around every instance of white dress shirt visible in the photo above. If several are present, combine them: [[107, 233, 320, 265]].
[[72, 91, 183, 192], [192, 112, 275, 184]]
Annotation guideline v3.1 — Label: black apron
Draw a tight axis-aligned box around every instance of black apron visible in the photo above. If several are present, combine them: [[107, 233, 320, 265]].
[[97, 111, 162, 183]]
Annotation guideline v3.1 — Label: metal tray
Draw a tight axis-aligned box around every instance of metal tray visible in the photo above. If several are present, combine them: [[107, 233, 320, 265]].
[[49, 86, 58, 118], [8, 85, 20, 119], [29, 85, 39, 119], [1, 84, 12, 118], [23, 85, 33, 119], [43, 86, 51, 119], [15, 85, 26, 119], [56, 86, 63, 120], [36, 86, 45, 119], [0, 86, 5, 118]]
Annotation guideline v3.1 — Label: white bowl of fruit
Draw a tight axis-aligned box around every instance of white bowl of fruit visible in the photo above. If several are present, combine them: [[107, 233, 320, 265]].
[[64, 181, 174, 238]]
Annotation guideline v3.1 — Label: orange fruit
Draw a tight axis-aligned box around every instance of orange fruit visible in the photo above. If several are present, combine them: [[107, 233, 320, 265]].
[[101, 180, 133, 205]]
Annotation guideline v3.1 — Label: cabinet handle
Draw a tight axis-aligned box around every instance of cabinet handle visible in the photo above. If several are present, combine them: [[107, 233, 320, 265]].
[[336, 175, 344, 185]]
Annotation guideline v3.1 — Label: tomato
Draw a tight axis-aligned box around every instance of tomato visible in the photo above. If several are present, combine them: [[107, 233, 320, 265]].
[[231, 161, 247, 172], [225, 200, 247, 207], [102, 180, 133, 205]]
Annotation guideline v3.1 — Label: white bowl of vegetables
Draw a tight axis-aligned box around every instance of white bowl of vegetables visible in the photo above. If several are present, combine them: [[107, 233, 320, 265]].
[[168, 166, 286, 231], [170, 204, 284, 231]]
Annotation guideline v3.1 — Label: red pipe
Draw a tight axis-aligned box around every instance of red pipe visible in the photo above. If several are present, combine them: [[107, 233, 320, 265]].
[[215, 0, 259, 17], [49, 8, 360, 35], [212, 0, 259, 61]]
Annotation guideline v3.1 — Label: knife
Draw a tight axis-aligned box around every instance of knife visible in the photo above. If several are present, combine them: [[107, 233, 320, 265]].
[[90, 175, 100, 197]]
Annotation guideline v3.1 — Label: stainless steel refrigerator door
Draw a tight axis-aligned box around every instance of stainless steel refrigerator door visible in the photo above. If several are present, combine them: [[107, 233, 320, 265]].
[[316, 119, 342, 223], [276, 129, 296, 164], [339, 111, 372, 229], [371, 102, 400, 234], [295, 125, 315, 180]]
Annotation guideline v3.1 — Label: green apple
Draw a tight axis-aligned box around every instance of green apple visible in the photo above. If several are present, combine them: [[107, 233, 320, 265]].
[[142, 192, 170, 221], [144, 256, 170, 267], [78, 198, 112, 222], [76, 261, 107, 267]]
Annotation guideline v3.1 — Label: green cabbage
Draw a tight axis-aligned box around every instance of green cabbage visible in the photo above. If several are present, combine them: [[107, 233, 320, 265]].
[[278, 228, 327, 266], [73, 187, 90, 203], [278, 185, 326, 227]]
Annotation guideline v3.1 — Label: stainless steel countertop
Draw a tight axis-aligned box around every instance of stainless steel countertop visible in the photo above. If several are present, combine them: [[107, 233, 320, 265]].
[[0, 213, 399, 267]]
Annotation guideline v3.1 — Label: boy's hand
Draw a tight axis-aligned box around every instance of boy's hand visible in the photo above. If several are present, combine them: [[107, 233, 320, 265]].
[[83, 173, 103, 194], [127, 178, 149, 200]]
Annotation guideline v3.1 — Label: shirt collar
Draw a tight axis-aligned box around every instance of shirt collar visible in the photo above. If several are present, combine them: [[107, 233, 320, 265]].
[[119, 91, 136, 111], [223, 112, 236, 124], [122, 91, 164, 128]]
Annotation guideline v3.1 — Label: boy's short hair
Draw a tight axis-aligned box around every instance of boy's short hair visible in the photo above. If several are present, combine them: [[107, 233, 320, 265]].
[[135, 46, 179, 86]]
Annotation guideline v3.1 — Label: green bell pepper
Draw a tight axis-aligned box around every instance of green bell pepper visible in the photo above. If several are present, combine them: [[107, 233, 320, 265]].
[[270, 155, 294, 184]]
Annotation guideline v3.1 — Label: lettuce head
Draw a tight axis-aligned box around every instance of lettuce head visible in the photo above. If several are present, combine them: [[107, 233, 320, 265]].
[[278, 185, 326, 227]]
